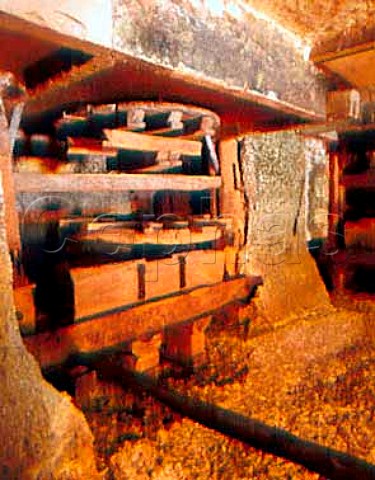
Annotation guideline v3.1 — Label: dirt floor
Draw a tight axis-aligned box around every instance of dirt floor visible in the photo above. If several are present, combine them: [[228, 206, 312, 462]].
[[83, 306, 375, 479]]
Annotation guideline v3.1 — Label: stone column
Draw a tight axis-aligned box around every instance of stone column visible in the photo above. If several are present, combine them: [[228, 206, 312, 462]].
[[0, 171, 99, 478], [0, 74, 22, 255], [241, 132, 332, 324]]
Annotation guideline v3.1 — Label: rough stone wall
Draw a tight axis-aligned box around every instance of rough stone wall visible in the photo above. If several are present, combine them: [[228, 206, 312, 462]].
[[0, 172, 100, 479], [243, 131, 306, 260], [1, 0, 113, 47], [0, 77, 21, 253], [241, 131, 332, 324], [112, 0, 327, 115]]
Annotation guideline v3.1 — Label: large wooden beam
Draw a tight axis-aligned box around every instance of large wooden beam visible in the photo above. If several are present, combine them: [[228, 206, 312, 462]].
[[104, 129, 202, 157], [15, 250, 227, 333], [14, 172, 221, 192], [23, 276, 257, 369]]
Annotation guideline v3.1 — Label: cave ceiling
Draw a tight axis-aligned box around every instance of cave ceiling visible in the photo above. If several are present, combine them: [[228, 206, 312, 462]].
[[242, 0, 374, 48]]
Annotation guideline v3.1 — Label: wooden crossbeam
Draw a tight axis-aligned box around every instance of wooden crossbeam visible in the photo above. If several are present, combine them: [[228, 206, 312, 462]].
[[14, 172, 222, 192], [104, 129, 202, 157], [23, 276, 258, 369]]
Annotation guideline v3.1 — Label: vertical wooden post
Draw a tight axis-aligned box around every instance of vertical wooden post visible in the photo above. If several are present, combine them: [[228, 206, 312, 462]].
[[328, 147, 340, 252], [178, 255, 186, 289], [218, 139, 237, 217], [210, 188, 217, 218], [218, 139, 245, 248], [137, 263, 146, 300]]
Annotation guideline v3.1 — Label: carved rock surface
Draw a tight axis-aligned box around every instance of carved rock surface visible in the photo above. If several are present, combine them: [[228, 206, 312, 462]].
[[0, 174, 100, 479]]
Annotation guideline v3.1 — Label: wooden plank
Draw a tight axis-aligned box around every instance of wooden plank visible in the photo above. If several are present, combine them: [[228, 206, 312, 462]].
[[345, 218, 375, 250], [104, 129, 202, 157], [23, 276, 258, 369], [131, 161, 182, 173], [14, 173, 222, 192], [148, 126, 184, 137], [15, 248, 226, 334], [55, 113, 87, 129], [296, 121, 375, 139], [179, 130, 207, 141], [67, 137, 117, 157], [331, 251, 375, 267], [90, 103, 116, 115], [342, 172, 375, 188]]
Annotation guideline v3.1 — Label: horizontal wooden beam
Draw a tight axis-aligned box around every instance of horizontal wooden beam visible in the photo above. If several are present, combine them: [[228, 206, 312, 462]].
[[67, 137, 118, 157], [130, 161, 182, 173], [104, 129, 202, 157], [295, 120, 375, 139], [342, 172, 375, 189], [180, 130, 208, 141], [55, 114, 87, 130], [148, 126, 184, 137], [331, 251, 375, 266], [23, 276, 258, 369], [14, 172, 221, 192]]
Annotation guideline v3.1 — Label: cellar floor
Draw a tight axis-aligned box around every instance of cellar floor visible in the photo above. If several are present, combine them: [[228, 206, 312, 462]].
[[83, 307, 375, 479]]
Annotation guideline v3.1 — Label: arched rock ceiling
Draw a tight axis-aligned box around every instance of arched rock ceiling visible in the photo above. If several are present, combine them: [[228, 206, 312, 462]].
[[242, 0, 375, 48], [240, 0, 374, 88]]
